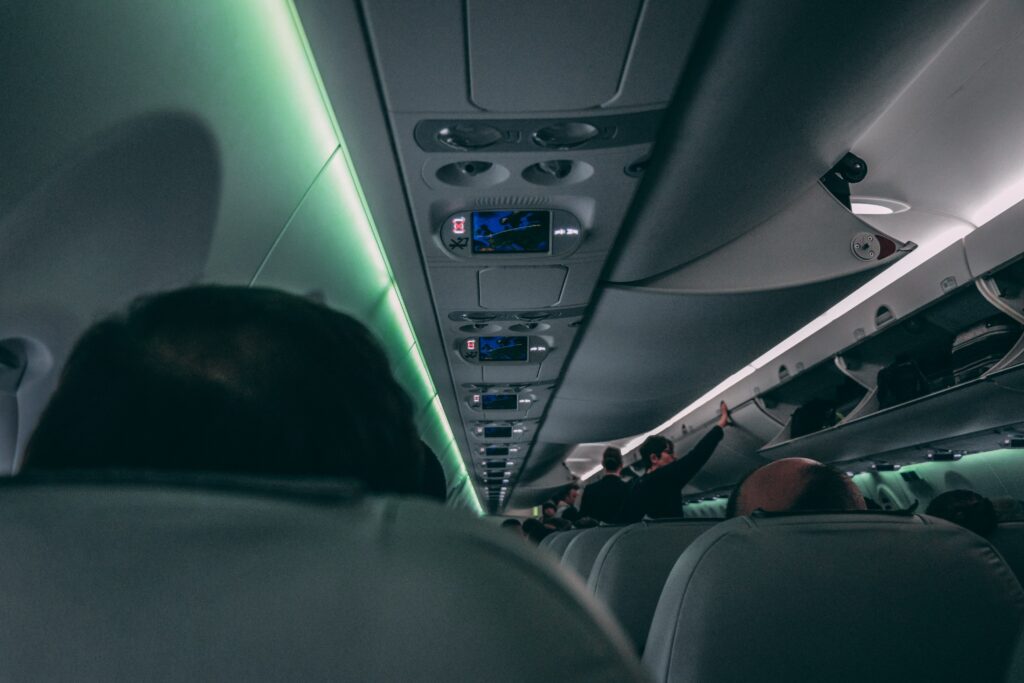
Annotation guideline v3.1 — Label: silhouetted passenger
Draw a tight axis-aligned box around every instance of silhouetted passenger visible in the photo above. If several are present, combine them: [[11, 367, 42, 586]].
[[620, 402, 731, 522], [522, 518, 550, 544], [500, 518, 524, 537], [541, 501, 557, 520], [24, 286, 428, 495], [926, 489, 997, 537], [579, 447, 629, 523], [546, 517, 573, 532], [557, 483, 581, 522], [726, 457, 866, 517]]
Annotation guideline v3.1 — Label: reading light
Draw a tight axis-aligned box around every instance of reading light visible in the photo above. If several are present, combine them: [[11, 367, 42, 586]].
[[850, 197, 910, 215]]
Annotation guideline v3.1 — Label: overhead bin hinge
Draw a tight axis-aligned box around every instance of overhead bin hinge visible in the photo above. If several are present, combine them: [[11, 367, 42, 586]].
[[821, 152, 868, 210]]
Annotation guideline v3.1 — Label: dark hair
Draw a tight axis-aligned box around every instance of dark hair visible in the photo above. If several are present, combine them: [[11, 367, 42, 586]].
[[637, 436, 673, 469], [791, 464, 862, 512], [542, 501, 557, 513], [926, 489, 997, 537], [500, 518, 522, 531], [25, 286, 424, 494], [602, 447, 623, 471], [418, 442, 448, 503]]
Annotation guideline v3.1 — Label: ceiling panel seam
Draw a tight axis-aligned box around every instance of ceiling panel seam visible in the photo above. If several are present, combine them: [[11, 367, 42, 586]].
[[600, 0, 648, 107], [248, 146, 340, 286]]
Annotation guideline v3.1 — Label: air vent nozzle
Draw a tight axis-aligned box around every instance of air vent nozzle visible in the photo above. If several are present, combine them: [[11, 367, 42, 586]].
[[437, 124, 504, 150], [533, 122, 599, 149]]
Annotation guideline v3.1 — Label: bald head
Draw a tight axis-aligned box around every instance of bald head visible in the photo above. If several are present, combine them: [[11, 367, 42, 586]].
[[728, 458, 866, 517]]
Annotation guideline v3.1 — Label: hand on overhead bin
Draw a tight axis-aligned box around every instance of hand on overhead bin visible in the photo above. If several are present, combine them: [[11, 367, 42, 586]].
[[717, 401, 731, 429]]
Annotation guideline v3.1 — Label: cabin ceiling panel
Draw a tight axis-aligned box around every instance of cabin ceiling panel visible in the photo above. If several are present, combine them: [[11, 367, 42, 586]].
[[852, 0, 1024, 229], [0, 0, 337, 286], [361, 0, 708, 113]]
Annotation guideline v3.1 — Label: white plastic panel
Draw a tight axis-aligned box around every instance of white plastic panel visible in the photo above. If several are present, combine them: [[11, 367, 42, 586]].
[[467, 0, 642, 111], [251, 155, 393, 324], [965, 198, 1024, 277], [478, 267, 568, 309]]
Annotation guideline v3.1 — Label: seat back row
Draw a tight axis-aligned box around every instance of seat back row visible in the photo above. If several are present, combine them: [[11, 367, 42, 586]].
[[0, 473, 650, 682], [543, 515, 1024, 681]]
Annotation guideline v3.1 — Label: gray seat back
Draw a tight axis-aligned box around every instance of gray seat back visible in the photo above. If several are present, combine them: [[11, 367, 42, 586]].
[[990, 521, 1024, 582], [561, 525, 624, 582], [587, 519, 719, 653], [644, 513, 1024, 683], [542, 527, 585, 559], [0, 473, 649, 682]]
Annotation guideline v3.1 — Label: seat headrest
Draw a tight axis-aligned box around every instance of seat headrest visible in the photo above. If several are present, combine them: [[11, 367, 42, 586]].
[[643, 513, 1024, 682], [589, 519, 719, 653], [561, 525, 624, 582], [0, 473, 648, 682]]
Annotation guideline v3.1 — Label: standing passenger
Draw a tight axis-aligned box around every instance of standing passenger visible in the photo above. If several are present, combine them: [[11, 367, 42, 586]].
[[557, 483, 581, 522], [620, 402, 731, 522], [579, 447, 629, 523]]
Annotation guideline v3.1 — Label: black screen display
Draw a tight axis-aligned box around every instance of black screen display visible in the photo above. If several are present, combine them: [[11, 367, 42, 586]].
[[478, 336, 529, 362], [471, 210, 551, 253], [484, 426, 513, 439], [485, 446, 509, 456], [481, 394, 517, 410]]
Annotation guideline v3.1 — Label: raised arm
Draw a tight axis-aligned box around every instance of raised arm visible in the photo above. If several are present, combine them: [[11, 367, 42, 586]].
[[660, 402, 730, 489]]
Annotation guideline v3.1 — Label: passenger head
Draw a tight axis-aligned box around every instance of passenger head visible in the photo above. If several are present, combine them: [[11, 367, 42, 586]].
[[562, 482, 580, 505], [926, 490, 997, 537], [500, 518, 523, 536], [727, 458, 866, 517], [602, 447, 623, 474], [541, 501, 557, 518], [25, 285, 425, 494], [638, 436, 673, 471]]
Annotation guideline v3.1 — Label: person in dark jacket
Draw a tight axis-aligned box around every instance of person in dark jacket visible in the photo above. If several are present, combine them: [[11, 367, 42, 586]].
[[620, 402, 731, 522], [579, 447, 629, 523], [556, 483, 582, 522]]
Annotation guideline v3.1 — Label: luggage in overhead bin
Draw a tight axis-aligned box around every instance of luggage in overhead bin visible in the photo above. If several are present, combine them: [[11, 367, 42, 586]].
[[951, 317, 1019, 384], [789, 399, 839, 438], [876, 356, 930, 409]]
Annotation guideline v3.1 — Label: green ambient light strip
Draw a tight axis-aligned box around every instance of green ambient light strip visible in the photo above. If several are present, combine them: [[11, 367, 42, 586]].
[[279, 1, 481, 514]]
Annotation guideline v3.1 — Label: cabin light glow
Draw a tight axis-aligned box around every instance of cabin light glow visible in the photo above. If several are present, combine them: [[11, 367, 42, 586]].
[[851, 203, 893, 215], [849, 197, 911, 215], [281, 1, 480, 513]]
